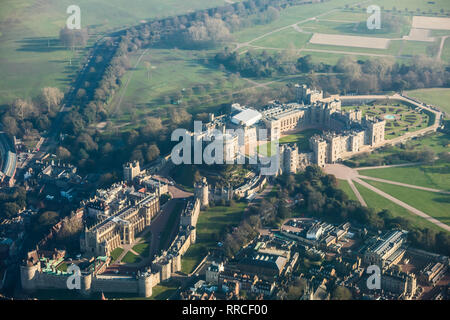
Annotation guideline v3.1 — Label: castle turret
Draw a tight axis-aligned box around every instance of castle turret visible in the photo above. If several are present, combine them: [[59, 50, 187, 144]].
[[194, 177, 209, 208], [138, 272, 154, 298]]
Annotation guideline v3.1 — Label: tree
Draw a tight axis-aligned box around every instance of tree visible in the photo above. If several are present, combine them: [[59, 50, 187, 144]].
[[332, 286, 352, 300], [56, 146, 71, 160], [38, 211, 60, 227], [2, 116, 19, 136], [1, 202, 20, 219], [41, 87, 64, 113], [145, 144, 160, 162]]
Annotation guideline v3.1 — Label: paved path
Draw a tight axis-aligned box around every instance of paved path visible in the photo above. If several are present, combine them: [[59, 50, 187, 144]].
[[354, 177, 450, 232], [356, 162, 423, 171], [436, 36, 449, 61], [358, 175, 450, 195], [347, 178, 367, 207]]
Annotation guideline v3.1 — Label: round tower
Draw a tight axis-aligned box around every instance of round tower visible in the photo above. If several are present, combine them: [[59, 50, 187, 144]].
[[80, 273, 92, 296], [20, 264, 39, 292], [195, 177, 209, 208], [138, 272, 153, 298]]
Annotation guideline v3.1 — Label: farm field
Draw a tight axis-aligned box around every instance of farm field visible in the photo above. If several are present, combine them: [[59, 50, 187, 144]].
[[180, 202, 246, 274], [363, 180, 450, 228], [0, 0, 227, 105], [358, 163, 450, 191], [406, 88, 450, 117], [354, 181, 447, 233]]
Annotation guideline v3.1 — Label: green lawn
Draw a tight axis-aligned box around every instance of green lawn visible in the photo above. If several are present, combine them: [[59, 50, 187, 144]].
[[337, 179, 358, 202], [362, 180, 450, 228], [121, 251, 142, 264], [406, 88, 450, 117], [110, 247, 124, 263], [0, 0, 226, 105], [181, 202, 246, 274], [149, 280, 180, 300], [354, 181, 447, 232], [258, 128, 321, 156], [132, 243, 150, 258], [358, 163, 450, 191]]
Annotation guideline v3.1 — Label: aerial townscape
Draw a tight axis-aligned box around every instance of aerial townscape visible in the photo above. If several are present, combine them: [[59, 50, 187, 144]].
[[0, 0, 450, 306]]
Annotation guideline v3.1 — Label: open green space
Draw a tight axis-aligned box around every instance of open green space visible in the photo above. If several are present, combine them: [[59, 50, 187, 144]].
[[406, 88, 450, 117], [132, 242, 150, 258], [108, 48, 250, 129], [258, 128, 320, 156], [362, 180, 450, 228], [149, 280, 180, 300], [358, 163, 450, 191], [121, 251, 142, 264], [0, 0, 226, 104], [110, 247, 124, 263], [181, 202, 246, 274], [337, 179, 358, 202], [354, 181, 447, 233]]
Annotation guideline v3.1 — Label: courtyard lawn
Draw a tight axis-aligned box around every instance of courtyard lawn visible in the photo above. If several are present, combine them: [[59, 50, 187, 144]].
[[121, 251, 141, 264], [258, 128, 320, 156], [358, 163, 450, 191], [354, 181, 447, 233], [149, 280, 180, 300], [362, 180, 450, 228], [406, 88, 450, 118], [337, 179, 358, 202], [132, 243, 150, 258], [110, 247, 124, 263], [181, 202, 246, 274]]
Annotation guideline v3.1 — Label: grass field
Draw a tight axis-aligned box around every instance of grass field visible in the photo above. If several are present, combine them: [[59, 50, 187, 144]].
[[149, 280, 180, 300], [108, 47, 250, 128], [406, 88, 450, 117], [132, 242, 150, 258], [358, 163, 450, 191], [258, 128, 321, 156], [181, 202, 246, 274], [121, 251, 141, 264], [363, 179, 450, 227], [0, 0, 226, 105], [354, 181, 447, 232], [337, 179, 358, 202], [110, 247, 124, 263]]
